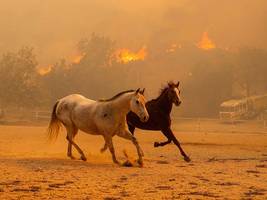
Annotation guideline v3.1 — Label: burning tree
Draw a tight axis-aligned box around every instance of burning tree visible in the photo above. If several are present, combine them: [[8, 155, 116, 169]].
[[77, 33, 115, 67], [197, 32, 216, 50], [113, 46, 147, 64]]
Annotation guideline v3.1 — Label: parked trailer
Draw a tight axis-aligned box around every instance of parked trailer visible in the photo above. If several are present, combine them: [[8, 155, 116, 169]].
[[219, 93, 267, 121], [219, 98, 248, 121]]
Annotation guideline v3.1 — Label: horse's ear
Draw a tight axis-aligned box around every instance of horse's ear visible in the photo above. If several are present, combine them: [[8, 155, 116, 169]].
[[176, 81, 180, 87], [140, 88, 145, 95], [135, 88, 140, 94]]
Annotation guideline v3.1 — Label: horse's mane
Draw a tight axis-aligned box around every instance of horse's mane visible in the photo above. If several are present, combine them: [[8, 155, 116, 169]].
[[159, 81, 176, 95], [98, 90, 135, 102]]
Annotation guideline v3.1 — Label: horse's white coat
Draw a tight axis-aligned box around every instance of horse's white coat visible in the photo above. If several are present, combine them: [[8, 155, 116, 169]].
[[52, 90, 149, 165]]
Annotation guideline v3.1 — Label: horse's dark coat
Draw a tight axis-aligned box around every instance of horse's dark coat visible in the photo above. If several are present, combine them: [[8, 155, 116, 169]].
[[127, 82, 191, 162]]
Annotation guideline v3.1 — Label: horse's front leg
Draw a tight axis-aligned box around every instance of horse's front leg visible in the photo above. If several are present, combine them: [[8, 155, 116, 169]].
[[154, 139, 172, 147], [127, 123, 136, 135], [100, 142, 108, 153], [162, 128, 191, 162], [103, 136, 120, 165], [117, 130, 144, 167]]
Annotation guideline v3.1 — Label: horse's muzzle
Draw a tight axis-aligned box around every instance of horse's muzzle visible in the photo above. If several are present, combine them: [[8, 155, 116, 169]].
[[141, 115, 149, 122], [174, 100, 182, 106]]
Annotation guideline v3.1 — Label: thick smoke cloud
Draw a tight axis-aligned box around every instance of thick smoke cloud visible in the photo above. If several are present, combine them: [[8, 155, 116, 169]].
[[0, 0, 267, 65]]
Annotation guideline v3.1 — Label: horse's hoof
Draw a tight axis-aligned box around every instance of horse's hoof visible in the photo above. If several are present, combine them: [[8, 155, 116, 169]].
[[137, 159, 144, 167], [112, 159, 121, 166], [70, 156, 76, 160], [115, 162, 121, 166], [154, 142, 160, 147], [122, 160, 134, 167], [184, 156, 191, 162], [81, 156, 87, 161], [100, 148, 106, 153]]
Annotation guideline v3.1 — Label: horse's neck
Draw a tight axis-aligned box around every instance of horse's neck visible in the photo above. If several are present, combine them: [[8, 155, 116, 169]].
[[156, 90, 173, 114], [112, 92, 133, 117]]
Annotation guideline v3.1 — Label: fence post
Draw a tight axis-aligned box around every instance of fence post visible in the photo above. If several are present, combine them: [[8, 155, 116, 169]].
[[197, 118, 201, 132], [231, 119, 235, 132], [35, 111, 38, 121]]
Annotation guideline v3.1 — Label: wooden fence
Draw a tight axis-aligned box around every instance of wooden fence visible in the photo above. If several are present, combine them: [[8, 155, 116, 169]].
[[0, 108, 266, 133]]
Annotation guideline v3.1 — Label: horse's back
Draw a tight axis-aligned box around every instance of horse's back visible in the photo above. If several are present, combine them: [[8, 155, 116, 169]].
[[56, 94, 96, 119], [60, 94, 90, 103], [59, 94, 96, 107], [56, 94, 103, 134]]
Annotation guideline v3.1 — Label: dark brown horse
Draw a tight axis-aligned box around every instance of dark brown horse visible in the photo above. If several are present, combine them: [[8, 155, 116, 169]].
[[127, 81, 191, 162]]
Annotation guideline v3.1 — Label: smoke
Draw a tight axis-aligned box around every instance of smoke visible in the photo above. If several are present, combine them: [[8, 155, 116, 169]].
[[0, 0, 267, 65]]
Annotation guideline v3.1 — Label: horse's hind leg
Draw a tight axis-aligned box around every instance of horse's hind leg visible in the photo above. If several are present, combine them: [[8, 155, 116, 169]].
[[66, 126, 87, 161], [66, 127, 78, 159], [67, 140, 75, 159]]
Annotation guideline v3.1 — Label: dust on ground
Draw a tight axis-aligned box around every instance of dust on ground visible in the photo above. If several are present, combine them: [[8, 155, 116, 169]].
[[0, 123, 267, 200]]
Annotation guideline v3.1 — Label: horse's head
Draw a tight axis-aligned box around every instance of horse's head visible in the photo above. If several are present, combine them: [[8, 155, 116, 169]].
[[167, 81, 182, 106], [130, 88, 149, 122]]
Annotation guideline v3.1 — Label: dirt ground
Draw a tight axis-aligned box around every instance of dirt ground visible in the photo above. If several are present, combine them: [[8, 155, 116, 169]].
[[0, 123, 267, 200]]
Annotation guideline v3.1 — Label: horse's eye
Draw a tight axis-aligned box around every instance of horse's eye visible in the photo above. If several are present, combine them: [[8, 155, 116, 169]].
[[136, 100, 139, 105]]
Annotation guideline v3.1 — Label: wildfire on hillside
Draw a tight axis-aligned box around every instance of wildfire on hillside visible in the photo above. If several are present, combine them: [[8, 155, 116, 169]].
[[70, 53, 86, 64], [197, 32, 216, 50], [113, 46, 147, 64], [37, 65, 53, 76]]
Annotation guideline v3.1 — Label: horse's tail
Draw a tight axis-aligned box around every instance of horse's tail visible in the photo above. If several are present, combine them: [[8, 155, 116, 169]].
[[47, 101, 61, 141]]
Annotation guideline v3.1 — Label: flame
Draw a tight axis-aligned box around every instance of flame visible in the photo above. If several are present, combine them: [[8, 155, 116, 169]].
[[37, 65, 53, 76], [197, 32, 216, 50], [70, 53, 86, 64], [114, 46, 147, 64]]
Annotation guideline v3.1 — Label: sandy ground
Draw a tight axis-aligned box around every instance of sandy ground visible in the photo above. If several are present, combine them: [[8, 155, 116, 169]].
[[0, 124, 267, 200]]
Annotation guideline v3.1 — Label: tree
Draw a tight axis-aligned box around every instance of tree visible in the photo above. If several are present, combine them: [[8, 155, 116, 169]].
[[236, 47, 267, 96], [0, 46, 40, 107], [77, 33, 115, 68], [41, 34, 118, 102]]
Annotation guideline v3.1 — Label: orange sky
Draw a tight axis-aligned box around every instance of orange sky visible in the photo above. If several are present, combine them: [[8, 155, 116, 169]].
[[0, 0, 266, 65]]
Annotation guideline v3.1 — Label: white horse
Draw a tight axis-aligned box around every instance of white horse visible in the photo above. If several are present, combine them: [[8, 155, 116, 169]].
[[47, 89, 149, 166]]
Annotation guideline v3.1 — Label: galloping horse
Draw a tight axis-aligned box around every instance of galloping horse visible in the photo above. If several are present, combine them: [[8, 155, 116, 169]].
[[47, 89, 149, 166], [127, 81, 191, 162]]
